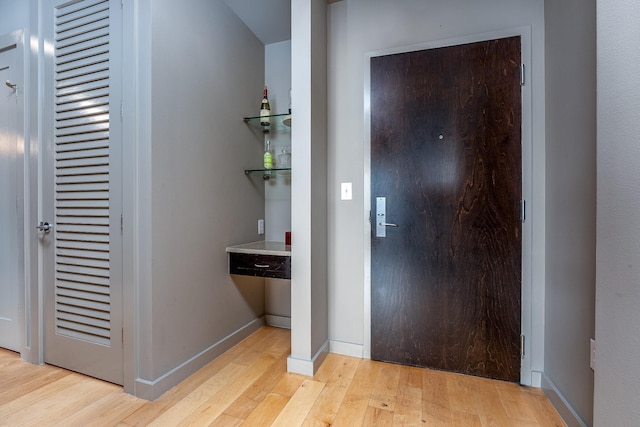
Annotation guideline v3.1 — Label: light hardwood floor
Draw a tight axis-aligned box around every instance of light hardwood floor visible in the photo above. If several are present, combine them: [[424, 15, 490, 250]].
[[0, 326, 565, 426]]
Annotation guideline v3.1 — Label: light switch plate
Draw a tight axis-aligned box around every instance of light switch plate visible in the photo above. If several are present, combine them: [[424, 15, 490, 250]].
[[341, 182, 352, 200], [258, 219, 264, 235]]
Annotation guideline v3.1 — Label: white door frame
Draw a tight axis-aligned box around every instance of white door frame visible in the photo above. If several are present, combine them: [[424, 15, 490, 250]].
[[0, 29, 28, 358], [363, 27, 536, 385]]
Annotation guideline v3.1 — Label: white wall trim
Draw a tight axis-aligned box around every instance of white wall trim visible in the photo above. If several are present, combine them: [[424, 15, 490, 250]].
[[0, 28, 27, 359], [363, 27, 537, 385], [330, 340, 363, 358], [531, 370, 542, 388], [541, 373, 587, 427], [133, 317, 265, 401], [287, 339, 329, 377], [121, 0, 153, 396], [265, 314, 291, 329]]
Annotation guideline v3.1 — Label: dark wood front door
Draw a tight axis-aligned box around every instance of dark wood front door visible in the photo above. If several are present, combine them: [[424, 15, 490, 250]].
[[370, 36, 522, 382]]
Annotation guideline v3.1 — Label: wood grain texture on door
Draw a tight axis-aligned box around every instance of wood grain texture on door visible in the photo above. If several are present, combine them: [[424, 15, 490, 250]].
[[370, 36, 522, 382]]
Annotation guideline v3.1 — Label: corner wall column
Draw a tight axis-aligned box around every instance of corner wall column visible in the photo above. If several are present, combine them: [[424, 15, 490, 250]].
[[288, 0, 329, 376]]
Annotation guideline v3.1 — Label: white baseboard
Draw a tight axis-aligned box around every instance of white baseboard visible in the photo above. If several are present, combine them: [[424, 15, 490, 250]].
[[329, 340, 364, 358], [531, 370, 542, 387], [541, 373, 588, 427], [265, 314, 291, 329], [287, 340, 329, 376], [133, 316, 265, 400]]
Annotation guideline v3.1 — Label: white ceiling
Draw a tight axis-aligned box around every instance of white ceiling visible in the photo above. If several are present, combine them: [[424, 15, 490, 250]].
[[224, 0, 292, 45]]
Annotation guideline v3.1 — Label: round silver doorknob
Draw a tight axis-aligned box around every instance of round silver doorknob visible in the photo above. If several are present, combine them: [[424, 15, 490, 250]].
[[36, 221, 53, 233]]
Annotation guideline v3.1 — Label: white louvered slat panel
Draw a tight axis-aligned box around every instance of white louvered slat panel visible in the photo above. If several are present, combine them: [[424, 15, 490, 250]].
[[56, 240, 109, 253], [56, 113, 109, 130], [56, 36, 109, 62], [57, 9, 109, 35], [55, 132, 109, 147], [57, 255, 110, 270], [56, 46, 109, 69], [56, 70, 109, 91], [57, 79, 108, 98], [56, 163, 109, 175], [55, 182, 109, 194], [55, 0, 107, 20], [57, 96, 109, 114], [56, 230, 109, 242], [57, 104, 109, 121], [57, 263, 109, 280], [56, 303, 110, 321], [56, 274, 110, 291], [57, 246, 109, 260], [56, 61, 109, 85], [56, 190, 109, 201], [54, 0, 112, 345], [56, 148, 109, 163], [55, 23, 108, 48]]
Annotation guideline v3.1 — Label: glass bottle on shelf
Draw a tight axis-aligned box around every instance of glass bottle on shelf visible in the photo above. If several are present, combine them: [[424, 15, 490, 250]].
[[263, 140, 273, 169], [260, 85, 270, 127]]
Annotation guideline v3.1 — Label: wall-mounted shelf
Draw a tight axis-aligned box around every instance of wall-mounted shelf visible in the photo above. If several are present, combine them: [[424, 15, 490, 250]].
[[245, 168, 291, 180], [244, 113, 292, 133]]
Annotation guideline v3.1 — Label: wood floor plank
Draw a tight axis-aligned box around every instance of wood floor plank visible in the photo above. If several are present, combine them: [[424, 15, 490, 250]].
[[369, 361, 401, 412], [0, 366, 71, 405], [332, 359, 381, 427], [270, 371, 307, 398], [208, 413, 243, 427], [422, 368, 453, 425], [362, 405, 394, 426], [270, 379, 326, 427], [451, 410, 483, 427], [392, 376, 423, 425], [2, 374, 114, 426], [176, 353, 278, 426], [120, 336, 255, 426], [240, 392, 289, 426], [0, 327, 566, 427], [222, 349, 289, 419], [0, 373, 84, 419], [301, 354, 360, 426], [494, 382, 540, 423], [53, 389, 145, 427], [146, 362, 248, 426], [527, 392, 567, 427]]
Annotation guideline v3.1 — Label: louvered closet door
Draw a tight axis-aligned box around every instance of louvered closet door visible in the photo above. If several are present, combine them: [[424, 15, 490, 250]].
[[43, 0, 123, 385]]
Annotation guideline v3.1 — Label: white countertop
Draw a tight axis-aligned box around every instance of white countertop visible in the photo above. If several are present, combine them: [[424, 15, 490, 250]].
[[226, 241, 291, 257]]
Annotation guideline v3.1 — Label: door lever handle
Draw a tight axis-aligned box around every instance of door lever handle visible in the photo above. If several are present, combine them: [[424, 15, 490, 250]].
[[378, 222, 398, 227], [36, 221, 53, 233]]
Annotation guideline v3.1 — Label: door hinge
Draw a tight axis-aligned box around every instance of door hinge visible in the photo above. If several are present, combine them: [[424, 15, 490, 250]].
[[120, 214, 124, 234], [521, 335, 525, 359], [520, 64, 525, 86], [520, 199, 526, 223], [120, 101, 124, 119], [122, 327, 124, 345]]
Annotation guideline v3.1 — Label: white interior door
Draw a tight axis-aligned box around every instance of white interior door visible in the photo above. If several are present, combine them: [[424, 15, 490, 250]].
[[0, 42, 22, 353], [42, 0, 123, 385]]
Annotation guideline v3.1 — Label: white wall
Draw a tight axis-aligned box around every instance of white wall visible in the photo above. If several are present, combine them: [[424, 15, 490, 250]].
[[138, 0, 267, 394], [543, 1, 596, 424], [289, 0, 329, 375], [327, 0, 546, 378], [595, 0, 640, 424], [0, 0, 29, 30]]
